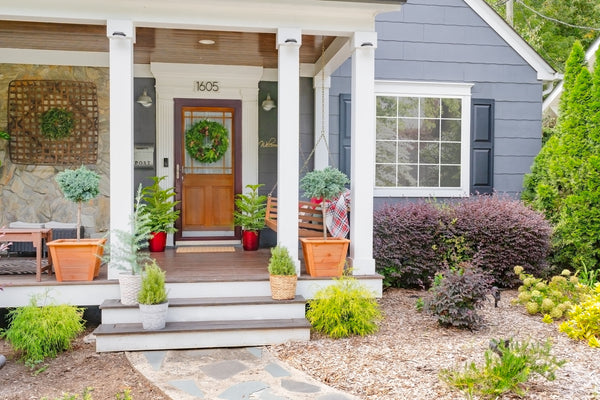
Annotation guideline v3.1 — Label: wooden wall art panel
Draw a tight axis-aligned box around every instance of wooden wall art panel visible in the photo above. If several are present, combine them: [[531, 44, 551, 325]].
[[7, 80, 99, 165]]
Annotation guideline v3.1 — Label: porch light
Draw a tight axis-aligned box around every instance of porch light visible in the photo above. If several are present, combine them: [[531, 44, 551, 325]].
[[136, 89, 153, 108], [262, 93, 276, 111]]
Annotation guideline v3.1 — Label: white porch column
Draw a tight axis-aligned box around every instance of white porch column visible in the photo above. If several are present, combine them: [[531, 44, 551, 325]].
[[349, 32, 377, 276], [276, 28, 302, 271], [107, 21, 135, 280], [313, 75, 331, 170]]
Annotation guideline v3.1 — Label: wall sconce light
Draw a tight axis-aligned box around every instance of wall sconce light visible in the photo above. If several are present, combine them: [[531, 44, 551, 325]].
[[136, 89, 153, 108], [262, 93, 276, 111]]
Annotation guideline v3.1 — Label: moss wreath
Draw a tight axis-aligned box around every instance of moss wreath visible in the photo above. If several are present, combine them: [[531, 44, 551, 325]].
[[185, 120, 229, 164], [40, 108, 75, 140]]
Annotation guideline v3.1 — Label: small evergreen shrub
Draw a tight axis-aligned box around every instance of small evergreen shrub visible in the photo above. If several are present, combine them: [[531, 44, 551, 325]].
[[267, 245, 296, 275], [306, 276, 382, 338], [511, 266, 589, 321], [559, 283, 600, 347], [374, 202, 445, 288], [137, 260, 168, 305], [0, 294, 85, 368], [425, 264, 492, 329], [41, 388, 132, 400], [440, 339, 565, 399], [373, 195, 552, 289]]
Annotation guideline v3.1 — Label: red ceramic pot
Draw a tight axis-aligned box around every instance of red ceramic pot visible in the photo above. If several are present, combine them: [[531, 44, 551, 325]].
[[148, 231, 167, 252], [242, 230, 260, 251]]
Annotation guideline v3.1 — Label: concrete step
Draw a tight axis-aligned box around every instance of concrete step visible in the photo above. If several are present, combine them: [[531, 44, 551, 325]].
[[93, 318, 311, 352], [100, 295, 307, 324]]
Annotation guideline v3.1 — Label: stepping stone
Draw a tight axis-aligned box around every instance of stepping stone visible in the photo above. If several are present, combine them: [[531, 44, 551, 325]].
[[143, 351, 167, 371], [281, 379, 321, 393], [218, 381, 269, 400], [265, 362, 290, 378], [246, 347, 262, 358], [168, 380, 204, 398], [201, 360, 248, 380], [0, 354, 6, 369], [257, 389, 287, 400]]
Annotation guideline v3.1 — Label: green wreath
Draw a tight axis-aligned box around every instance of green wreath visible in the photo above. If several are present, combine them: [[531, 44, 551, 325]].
[[40, 108, 74, 140], [185, 120, 229, 164]]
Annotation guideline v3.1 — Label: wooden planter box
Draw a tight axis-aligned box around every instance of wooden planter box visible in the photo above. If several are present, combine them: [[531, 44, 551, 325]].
[[300, 237, 350, 277], [47, 238, 106, 282]]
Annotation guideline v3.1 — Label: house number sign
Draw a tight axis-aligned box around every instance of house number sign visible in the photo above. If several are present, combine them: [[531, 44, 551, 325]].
[[193, 81, 220, 92]]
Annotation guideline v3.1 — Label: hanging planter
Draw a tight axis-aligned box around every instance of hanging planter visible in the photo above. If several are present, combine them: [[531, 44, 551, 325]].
[[185, 120, 229, 163], [40, 108, 74, 140]]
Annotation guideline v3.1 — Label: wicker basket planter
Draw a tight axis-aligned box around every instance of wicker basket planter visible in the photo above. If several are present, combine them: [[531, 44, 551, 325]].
[[269, 274, 298, 300], [118, 273, 142, 306], [300, 237, 350, 277], [47, 238, 106, 282]]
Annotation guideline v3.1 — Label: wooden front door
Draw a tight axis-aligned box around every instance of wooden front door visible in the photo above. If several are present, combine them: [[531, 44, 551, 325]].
[[174, 100, 242, 241]]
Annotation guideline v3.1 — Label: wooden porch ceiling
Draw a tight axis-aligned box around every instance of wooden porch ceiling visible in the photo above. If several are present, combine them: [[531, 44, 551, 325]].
[[0, 21, 335, 68]]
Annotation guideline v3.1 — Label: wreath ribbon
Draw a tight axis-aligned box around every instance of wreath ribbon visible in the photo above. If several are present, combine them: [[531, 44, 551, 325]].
[[184, 120, 229, 164]]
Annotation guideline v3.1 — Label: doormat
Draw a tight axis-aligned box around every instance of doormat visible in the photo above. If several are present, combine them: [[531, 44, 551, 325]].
[[176, 246, 236, 253], [0, 259, 43, 274]]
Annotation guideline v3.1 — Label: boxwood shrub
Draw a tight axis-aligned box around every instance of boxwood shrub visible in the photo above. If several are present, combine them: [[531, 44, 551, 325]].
[[374, 195, 552, 289]]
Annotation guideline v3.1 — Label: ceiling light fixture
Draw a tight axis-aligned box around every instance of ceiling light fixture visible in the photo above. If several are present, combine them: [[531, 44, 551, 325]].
[[198, 39, 215, 45]]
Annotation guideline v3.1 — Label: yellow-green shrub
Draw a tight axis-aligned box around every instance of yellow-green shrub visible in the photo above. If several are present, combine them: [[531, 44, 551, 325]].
[[512, 266, 589, 320], [559, 284, 600, 347]]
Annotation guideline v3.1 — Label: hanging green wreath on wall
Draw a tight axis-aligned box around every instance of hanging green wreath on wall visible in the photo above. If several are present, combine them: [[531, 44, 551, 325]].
[[40, 108, 74, 140], [185, 120, 229, 164]]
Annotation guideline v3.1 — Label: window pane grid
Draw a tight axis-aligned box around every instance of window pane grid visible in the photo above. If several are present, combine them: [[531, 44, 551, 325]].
[[376, 95, 462, 189]]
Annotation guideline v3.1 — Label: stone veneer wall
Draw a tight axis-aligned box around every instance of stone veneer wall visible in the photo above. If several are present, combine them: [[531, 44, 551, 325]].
[[0, 64, 110, 238]]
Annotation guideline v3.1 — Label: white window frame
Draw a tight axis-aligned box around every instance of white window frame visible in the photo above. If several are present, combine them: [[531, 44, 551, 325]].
[[374, 80, 473, 198]]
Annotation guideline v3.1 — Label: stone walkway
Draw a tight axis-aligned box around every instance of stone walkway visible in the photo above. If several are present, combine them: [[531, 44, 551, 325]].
[[126, 347, 358, 400]]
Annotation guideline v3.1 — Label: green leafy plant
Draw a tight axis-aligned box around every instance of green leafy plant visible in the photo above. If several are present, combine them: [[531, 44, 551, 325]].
[[306, 276, 382, 338], [511, 265, 589, 320], [40, 108, 74, 140], [440, 339, 565, 399], [0, 293, 85, 368], [300, 166, 349, 202], [55, 165, 100, 241], [233, 184, 267, 232], [425, 263, 491, 329], [0, 130, 8, 168], [140, 176, 180, 234], [41, 388, 132, 400], [576, 262, 599, 288], [103, 185, 153, 275], [137, 260, 168, 305], [559, 283, 600, 347], [267, 245, 296, 276]]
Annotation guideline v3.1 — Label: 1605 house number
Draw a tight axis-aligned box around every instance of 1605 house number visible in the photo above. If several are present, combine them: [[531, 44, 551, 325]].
[[194, 81, 220, 92]]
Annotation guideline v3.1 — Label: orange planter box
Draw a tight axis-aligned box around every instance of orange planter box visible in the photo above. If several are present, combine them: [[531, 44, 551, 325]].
[[300, 237, 350, 277], [47, 238, 106, 282]]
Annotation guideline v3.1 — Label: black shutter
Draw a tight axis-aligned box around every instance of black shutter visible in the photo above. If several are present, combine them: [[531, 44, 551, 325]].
[[470, 99, 494, 194], [339, 94, 352, 177]]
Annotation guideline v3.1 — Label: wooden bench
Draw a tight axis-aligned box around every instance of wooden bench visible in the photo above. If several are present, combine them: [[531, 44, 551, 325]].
[[265, 196, 328, 238]]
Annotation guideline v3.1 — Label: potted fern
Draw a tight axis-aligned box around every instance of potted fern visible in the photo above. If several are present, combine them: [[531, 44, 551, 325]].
[[299, 166, 350, 277], [233, 184, 267, 251], [137, 260, 169, 330], [268, 245, 297, 300], [46, 165, 106, 281], [103, 185, 153, 305], [140, 176, 180, 252]]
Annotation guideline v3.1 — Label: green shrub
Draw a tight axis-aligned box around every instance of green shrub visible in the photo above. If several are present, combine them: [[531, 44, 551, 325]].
[[0, 294, 85, 368], [41, 388, 132, 400], [559, 283, 600, 347], [440, 339, 565, 399], [306, 276, 382, 338], [511, 266, 589, 321], [425, 264, 491, 329], [137, 260, 168, 305], [267, 245, 296, 276]]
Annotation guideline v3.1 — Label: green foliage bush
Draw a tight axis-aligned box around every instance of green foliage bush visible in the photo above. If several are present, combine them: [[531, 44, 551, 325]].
[[306, 276, 382, 338], [425, 264, 492, 329], [559, 283, 600, 348], [0, 294, 85, 368], [511, 266, 590, 321], [441, 339, 565, 399], [267, 245, 296, 276], [300, 166, 349, 201], [140, 176, 180, 234], [137, 260, 168, 305], [233, 184, 267, 232], [42, 387, 132, 400]]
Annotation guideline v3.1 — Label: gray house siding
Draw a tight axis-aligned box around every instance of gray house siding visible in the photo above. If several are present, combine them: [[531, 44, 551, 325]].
[[329, 0, 543, 204]]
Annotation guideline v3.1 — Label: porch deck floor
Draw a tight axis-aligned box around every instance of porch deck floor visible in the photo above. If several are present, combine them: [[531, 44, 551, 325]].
[[0, 247, 296, 286]]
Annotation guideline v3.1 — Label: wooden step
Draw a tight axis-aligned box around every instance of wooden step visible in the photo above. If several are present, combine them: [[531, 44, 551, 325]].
[[93, 318, 311, 352], [99, 295, 307, 324]]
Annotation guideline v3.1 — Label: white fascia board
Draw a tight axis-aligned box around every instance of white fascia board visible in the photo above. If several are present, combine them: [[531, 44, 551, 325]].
[[1, 0, 401, 36], [464, 0, 558, 82]]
